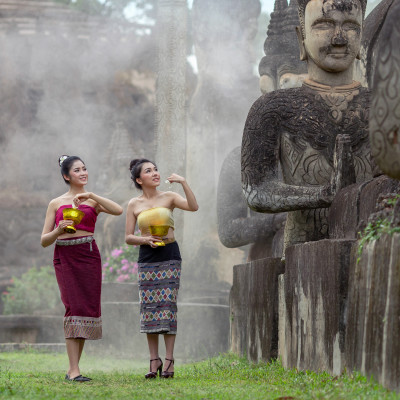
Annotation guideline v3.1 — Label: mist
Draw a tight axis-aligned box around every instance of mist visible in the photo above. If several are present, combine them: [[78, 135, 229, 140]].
[[0, 0, 269, 361]]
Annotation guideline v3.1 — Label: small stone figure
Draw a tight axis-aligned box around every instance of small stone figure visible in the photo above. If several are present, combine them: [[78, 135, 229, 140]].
[[242, 0, 373, 251], [259, 0, 308, 93]]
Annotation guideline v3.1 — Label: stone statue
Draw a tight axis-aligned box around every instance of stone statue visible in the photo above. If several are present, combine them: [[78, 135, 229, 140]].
[[217, 146, 286, 261], [217, 0, 311, 261], [369, 0, 400, 179], [241, 0, 373, 252]]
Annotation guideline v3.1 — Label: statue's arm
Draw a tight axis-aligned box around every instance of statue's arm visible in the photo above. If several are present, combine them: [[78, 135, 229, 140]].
[[217, 146, 286, 248], [241, 96, 333, 213], [217, 180, 286, 247]]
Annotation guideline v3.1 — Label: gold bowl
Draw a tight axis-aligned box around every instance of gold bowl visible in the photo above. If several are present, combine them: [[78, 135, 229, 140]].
[[149, 225, 169, 246], [62, 208, 85, 234]]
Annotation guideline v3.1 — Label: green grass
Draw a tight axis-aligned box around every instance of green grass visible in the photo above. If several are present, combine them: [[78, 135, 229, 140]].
[[0, 351, 398, 399]]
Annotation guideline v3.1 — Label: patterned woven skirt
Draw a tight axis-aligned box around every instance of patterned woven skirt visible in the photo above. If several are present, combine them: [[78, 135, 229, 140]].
[[138, 241, 182, 334], [53, 236, 102, 340]]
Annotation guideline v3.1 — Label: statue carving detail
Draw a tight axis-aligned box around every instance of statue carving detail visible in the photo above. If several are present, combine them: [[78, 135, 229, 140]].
[[369, 0, 400, 179]]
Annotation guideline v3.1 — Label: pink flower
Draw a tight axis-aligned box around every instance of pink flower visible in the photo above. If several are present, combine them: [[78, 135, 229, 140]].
[[121, 265, 129, 272], [103, 262, 109, 268], [109, 267, 114, 273], [117, 275, 128, 283], [2, 291, 9, 295], [111, 248, 124, 258], [121, 259, 129, 264]]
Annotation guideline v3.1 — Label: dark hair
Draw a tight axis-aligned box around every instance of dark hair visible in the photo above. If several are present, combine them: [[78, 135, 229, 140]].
[[129, 158, 156, 190], [58, 155, 85, 185]]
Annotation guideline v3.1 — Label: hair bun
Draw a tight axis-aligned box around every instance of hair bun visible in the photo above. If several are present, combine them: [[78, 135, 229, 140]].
[[59, 155, 69, 167], [129, 159, 141, 171]]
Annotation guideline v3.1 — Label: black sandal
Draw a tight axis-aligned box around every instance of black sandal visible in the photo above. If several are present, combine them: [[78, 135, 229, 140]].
[[145, 357, 163, 379], [161, 358, 174, 378], [65, 374, 92, 382]]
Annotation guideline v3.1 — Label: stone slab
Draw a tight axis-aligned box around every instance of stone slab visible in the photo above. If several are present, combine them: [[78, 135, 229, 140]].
[[230, 257, 284, 363], [346, 232, 400, 391], [329, 175, 400, 239], [280, 239, 355, 374]]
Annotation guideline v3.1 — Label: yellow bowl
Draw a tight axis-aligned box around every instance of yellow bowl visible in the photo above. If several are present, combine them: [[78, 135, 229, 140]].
[[149, 225, 169, 237], [62, 208, 85, 234], [62, 208, 85, 223]]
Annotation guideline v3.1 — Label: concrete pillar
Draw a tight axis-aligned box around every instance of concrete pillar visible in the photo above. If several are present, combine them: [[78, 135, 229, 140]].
[[154, 0, 188, 243]]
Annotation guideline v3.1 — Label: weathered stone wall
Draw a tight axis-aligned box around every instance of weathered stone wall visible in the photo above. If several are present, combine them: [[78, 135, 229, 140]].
[[329, 175, 400, 239], [346, 232, 400, 391], [230, 258, 284, 363], [279, 239, 355, 375]]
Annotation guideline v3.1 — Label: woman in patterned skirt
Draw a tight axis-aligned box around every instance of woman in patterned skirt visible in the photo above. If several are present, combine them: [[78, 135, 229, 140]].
[[125, 158, 198, 378], [41, 155, 123, 381]]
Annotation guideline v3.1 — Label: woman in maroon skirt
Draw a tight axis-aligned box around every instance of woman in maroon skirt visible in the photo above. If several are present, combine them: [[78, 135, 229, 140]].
[[125, 158, 198, 379], [41, 155, 123, 382]]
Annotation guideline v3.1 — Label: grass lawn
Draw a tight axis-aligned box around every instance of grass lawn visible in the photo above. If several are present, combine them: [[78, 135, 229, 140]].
[[0, 350, 399, 399]]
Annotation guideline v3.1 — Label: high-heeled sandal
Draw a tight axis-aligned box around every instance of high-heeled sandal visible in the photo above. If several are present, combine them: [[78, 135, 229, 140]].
[[161, 358, 174, 378], [145, 357, 163, 379]]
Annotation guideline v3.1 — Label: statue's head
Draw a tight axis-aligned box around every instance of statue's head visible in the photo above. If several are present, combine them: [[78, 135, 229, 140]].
[[296, 0, 366, 76]]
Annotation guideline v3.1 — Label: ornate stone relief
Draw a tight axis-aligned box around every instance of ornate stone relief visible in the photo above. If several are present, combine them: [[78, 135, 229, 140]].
[[369, 0, 400, 179]]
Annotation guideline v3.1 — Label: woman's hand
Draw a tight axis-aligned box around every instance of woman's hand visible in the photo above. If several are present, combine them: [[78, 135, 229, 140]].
[[143, 235, 163, 248], [57, 220, 74, 234], [73, 192, 92, 207], [166, 173, 185, 184]]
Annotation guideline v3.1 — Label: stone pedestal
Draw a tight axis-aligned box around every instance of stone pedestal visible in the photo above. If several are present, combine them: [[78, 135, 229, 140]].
[[230, 258, 284, 363], [329, 175, 400, 239], [346, 232, 400, 391], [279, 239, 355, 374]]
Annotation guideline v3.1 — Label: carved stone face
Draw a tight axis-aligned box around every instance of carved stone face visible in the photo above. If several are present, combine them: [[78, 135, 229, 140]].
[[304, 0, 362, 73]]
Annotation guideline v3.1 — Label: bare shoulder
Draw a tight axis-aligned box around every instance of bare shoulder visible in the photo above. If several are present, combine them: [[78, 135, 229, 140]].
[[127, 196, 142, 213], [48, 195, 67, 210], [160, 190, 179, 203]]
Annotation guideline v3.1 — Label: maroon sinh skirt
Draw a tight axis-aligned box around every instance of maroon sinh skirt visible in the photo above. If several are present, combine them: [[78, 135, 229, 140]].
[[53, 236, 102, 340]]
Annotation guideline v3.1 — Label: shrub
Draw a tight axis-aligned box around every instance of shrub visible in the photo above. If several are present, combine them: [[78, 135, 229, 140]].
[[1, 266, 61, 315], [102, 244, 139, 283]]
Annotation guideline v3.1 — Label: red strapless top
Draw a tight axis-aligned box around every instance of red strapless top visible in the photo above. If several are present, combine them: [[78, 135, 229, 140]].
[[55, 204, 98, 233]]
